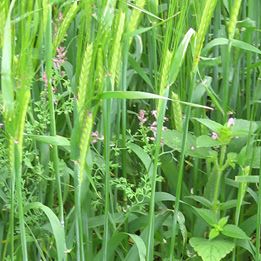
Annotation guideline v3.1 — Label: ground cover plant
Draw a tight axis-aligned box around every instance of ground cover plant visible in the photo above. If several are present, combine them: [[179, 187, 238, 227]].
[[0, 0, 260, 260]]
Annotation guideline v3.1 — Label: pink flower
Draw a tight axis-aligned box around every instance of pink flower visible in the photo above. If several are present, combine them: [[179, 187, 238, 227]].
[[227, 118, 235, 127], [91, 131, 103, 144], [138, 110, 147, 125], [42, 71, 48, 87], [58, 12, 63, 22], [91, 131, 99, 144], [151, 110, 168, 122], [211, 132, 218, 140], [151, 110, 157, 118], [53, 47, 66, 69]]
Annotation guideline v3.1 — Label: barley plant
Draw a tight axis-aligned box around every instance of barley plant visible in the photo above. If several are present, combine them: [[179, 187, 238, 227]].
[[0, 0, 260, 260]]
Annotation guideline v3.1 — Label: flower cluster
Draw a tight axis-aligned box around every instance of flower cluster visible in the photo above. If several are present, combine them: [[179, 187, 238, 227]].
[[91, 131, 104, 144], [137, 109, 168, 142], [211, 118, 235, 140], [138, 110, 147, 125], [42, 71, 48, 87], [53, 47, 66, 69]]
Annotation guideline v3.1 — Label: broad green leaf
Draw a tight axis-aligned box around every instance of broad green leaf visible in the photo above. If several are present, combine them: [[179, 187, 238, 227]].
[[185, 195, 212, 208], [1, 0, 15, 117], [236, 239, 256, 259], [101, 91, 168, 100], [190, 237, 235, 261], [196, 135, 221, 147], [238, 146, 260, 169], [94, 232, 126, 261], [155, 192, 176, 203], [202, 37, 261, 55], [26, 202, 66, 261], [231, 39, 261, 54], [88, 213, 124, 228], [222, 224, 249, 240], [218, 216, 229, 228], [203, 38, 229, 53], [209, 228, 220, 239], [192, 77, 211, 103], [162, 129, 213, 158], [193, 118, 223, 132], [193, 208, 217, 226], [101, 91, 212, 110], [126, 211, 171, 260], [128, 143, 153, 176], [235, 176, 259, 183], [129, 56, 153, 88], [240, 214, 257, 236], [220, 199, 249, 210], [168, 28, 195, 85], [176, 211, 187, 246], [29, 135, 70, 147], [231, 119, 258, 137], [126, 234, 146, 261]]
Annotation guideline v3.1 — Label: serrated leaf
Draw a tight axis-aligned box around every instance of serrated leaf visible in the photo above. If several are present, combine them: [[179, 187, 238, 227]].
[[222, 224, 249, 240], [190, 237, 235, 261]]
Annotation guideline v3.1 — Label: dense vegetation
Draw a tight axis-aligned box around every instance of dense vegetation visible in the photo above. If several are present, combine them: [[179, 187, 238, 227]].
[[0, 0, 260, 260]]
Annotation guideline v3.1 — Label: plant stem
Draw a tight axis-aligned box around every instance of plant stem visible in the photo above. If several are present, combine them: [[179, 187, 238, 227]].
[[170, 73, 194, 260], [14, 143, 28, 260], [103, 90, 111, 261], [74, 162, 85, 261], [46, 3, 64, 225], [147, 88, 169, 261]]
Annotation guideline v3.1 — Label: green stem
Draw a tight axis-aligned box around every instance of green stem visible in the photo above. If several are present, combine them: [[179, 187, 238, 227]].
[[46, 3, 64, 225], [103, 94, 111, 261], [147, 87, 169, 261], [213, 145, 226, 210], [15, 143, 28, 260], [169, 73, 194, 260], [256, 154, 261, 261], [74, 162, 85, 261]]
